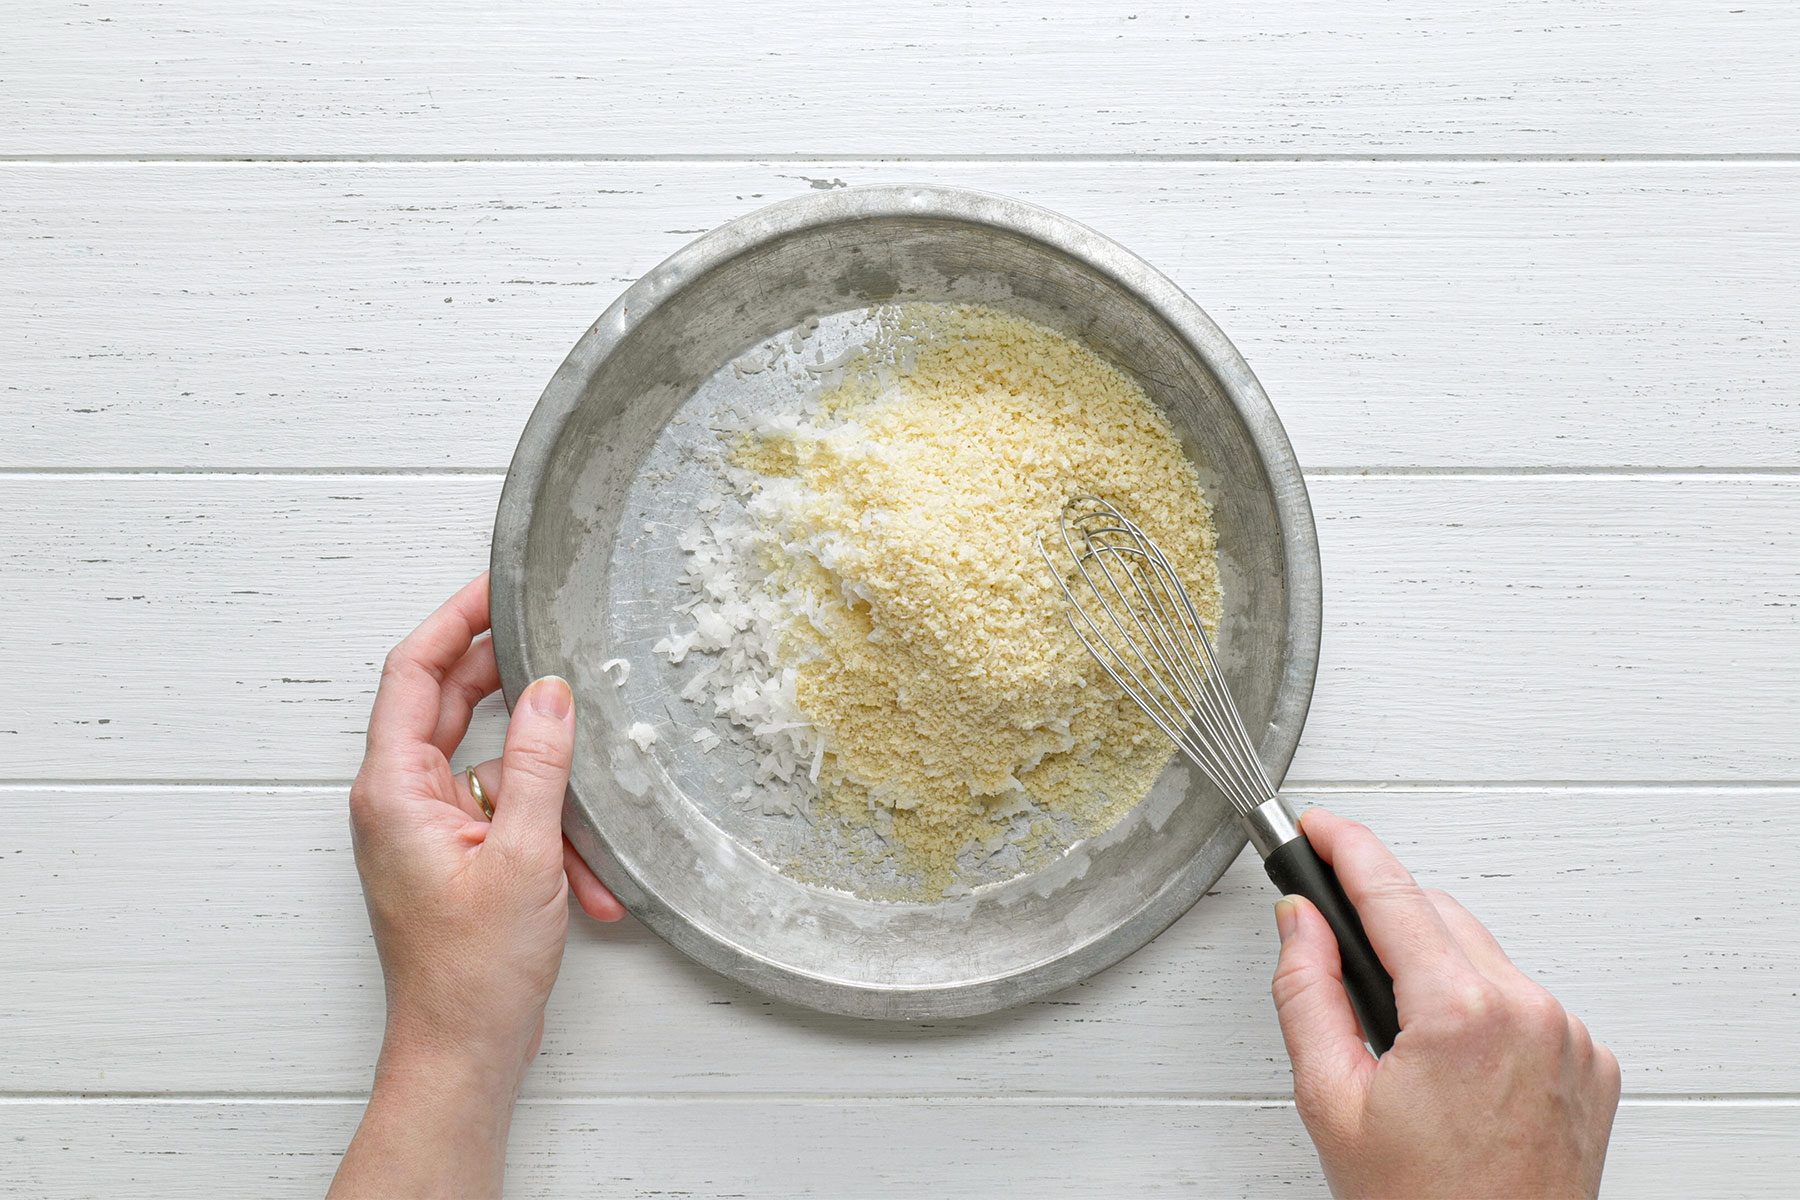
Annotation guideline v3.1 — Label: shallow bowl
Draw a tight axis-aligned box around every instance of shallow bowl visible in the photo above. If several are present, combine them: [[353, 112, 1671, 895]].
[[491, 185, 1320, 1019]]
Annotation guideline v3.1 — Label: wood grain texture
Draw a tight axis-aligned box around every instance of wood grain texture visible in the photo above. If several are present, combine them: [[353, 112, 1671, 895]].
[[2, 475, 1794, 783], [3, 1098, 1795, 1199], [6, 785, 1795, 1096], [4, 161, 1798, 470], [8, 5, 1798, 1187], [5, 2, 1798, 156]]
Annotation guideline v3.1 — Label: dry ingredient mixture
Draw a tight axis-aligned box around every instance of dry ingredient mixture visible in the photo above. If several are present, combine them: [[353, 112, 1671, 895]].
[[652, 304, 1219, 898]]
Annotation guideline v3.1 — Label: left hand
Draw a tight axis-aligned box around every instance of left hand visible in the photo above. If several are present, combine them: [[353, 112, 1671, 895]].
[[331, 573, 623, 1199]]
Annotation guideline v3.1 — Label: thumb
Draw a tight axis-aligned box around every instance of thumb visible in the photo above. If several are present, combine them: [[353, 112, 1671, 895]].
[[1271, 895, 1375, 1131], [490, 675, 576, 863]]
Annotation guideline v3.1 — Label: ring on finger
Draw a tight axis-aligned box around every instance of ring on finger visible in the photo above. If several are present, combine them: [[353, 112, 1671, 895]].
[[466, 766, 495, 820]]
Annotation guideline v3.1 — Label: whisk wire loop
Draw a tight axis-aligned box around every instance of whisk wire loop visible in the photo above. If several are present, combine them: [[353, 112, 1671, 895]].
[[1088, 541, 1266, 810], [1102, 535, 1270, 808], [1041, 496, 1277, 817]]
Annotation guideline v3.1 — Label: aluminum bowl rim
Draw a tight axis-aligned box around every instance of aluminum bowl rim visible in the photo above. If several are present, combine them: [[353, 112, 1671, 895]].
[[491, 183, 1322, 1019]]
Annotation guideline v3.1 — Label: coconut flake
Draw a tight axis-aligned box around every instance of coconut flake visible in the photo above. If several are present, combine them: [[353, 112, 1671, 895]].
[[652, 630, 700, 664], [645, 504, 828, 818]]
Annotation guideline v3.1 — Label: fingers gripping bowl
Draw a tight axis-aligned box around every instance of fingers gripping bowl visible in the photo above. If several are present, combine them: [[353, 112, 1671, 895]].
[[490, 186, 1321, 1019]]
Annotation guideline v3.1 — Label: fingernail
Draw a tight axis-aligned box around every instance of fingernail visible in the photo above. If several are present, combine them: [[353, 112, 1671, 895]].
[[528, 675, 573, 722], [1274, 896, 1299, 944]]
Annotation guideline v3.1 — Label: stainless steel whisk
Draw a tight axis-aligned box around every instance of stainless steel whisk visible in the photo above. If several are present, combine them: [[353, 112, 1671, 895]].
[[1039, 496, 1400, 1054]]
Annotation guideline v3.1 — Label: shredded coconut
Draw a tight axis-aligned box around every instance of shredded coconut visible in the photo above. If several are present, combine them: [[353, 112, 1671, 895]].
[[650, 508, 826, 817]]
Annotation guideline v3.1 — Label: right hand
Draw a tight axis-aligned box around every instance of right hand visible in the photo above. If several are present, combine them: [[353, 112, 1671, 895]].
[[1271, 808, 1620, 1199]]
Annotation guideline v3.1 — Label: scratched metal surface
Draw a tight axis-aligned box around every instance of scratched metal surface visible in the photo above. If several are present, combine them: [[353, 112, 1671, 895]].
[[489, 187, 1320, 1018]]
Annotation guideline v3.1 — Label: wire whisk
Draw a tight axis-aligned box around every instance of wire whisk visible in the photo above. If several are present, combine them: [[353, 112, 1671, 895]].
[[1039, 495, 1401, 1055], [1038, 495, 1274, 818]]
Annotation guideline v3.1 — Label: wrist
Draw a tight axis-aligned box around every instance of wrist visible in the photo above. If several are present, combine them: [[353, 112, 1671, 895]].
[[375, 1019, 530, 1113], [332, 1032, 524, 1200], [369, 1037, 518, 1186]]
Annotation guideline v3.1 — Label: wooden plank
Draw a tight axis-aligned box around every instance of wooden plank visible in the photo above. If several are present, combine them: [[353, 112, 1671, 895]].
[[5, 3, 1797, 156], [1303, 474, 1800, 782], [2, 1097, 1794, 1199], [2, 475, 1794, 783], [6, 786, 1795, 1096], [5, 161, 1798, 470]]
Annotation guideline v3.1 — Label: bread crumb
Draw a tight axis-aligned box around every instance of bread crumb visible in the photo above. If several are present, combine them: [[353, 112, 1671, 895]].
[[665, 304, 1218, 897]]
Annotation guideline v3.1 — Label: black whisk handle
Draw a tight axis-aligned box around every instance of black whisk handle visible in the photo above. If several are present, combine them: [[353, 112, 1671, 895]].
[[1264, 835, 1401, 1056]]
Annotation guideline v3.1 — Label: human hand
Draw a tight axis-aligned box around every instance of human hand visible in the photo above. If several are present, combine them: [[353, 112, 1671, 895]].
[[330, 574, 624, 1199], [1271, 808, 1620, 1200]]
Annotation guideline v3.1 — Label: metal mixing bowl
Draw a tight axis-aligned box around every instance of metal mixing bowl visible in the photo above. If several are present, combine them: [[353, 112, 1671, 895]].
[[490, 185, 1321, 1019]]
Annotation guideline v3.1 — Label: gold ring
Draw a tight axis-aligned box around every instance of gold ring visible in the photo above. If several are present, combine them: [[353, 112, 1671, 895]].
[[466, 767, 494, 820]]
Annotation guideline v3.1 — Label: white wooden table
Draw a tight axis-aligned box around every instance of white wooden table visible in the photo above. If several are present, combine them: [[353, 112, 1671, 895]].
[[5, 4, 1797, 1195]]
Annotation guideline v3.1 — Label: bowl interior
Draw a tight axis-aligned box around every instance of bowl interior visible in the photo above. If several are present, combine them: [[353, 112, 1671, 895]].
[[501, 201, 1302, 1017]]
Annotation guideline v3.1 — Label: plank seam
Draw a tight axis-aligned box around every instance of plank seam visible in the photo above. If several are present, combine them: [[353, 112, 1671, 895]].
[[3, 468, 1798, 480], [7, 780, 1800, 794], [1304, 466, 1800, 478], [0, 1092, 1793, 1106], [3, 153, 1800, 164]]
